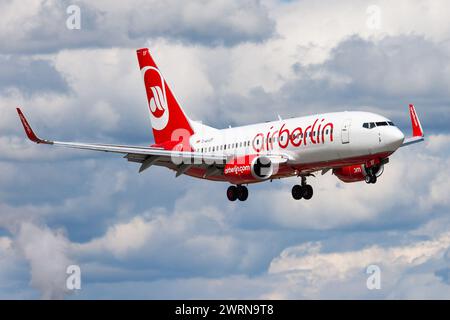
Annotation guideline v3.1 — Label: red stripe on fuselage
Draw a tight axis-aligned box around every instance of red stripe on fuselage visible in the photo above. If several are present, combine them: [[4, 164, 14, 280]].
[[181, 151, 393, 184]]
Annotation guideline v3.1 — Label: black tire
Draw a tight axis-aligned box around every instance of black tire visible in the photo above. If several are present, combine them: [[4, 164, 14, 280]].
[[370, 175, 378, 184], [303, 185, 314, 200], [365, 175, 372, 184], [292, 185, 304, 200], [237, 186, 249, 201], [227, 186, 238, 201]]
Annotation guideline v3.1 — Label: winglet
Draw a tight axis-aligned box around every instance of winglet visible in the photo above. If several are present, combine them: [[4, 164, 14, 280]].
[[16, 108, 52, 144], [409, 104, 424, 137], [402, 104, 425, 147]]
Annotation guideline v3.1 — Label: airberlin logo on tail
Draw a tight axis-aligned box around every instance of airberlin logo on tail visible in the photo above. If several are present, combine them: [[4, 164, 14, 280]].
[[149, 86, 166, 118], [142, 66, 169, 130]]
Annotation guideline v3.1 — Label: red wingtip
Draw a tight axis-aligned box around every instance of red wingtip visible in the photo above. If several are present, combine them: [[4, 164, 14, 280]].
[[409, 104, 424, 137], [16, 107, 48, 144]]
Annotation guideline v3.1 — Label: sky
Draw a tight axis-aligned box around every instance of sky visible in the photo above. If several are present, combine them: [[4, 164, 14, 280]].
[[0, 0, 450, 299]]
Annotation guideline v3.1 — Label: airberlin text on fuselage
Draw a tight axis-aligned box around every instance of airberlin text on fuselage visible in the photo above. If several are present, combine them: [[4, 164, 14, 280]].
[[252, 118, 334, 152]]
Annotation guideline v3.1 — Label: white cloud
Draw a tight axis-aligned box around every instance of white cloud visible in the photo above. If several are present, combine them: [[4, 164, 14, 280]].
[[426, 134, 450, 154], [68, 228, 450, 299], [0, 236, 12, 252], [79, 215, 154, 257], [0, 0, 275, 54], [270, 233, 450, 275], [75, 203, 242, 273], [14, 222, 74, 299], [266, 231, 450, 299]]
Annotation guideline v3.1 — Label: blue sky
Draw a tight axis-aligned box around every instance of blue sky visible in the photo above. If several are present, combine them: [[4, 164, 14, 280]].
[[0, 0, 450, 299]]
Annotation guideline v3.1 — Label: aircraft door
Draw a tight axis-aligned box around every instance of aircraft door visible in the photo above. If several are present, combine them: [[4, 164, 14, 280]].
[[341, 119, 351, 144]]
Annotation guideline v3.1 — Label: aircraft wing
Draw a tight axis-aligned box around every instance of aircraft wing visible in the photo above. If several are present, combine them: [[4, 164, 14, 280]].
[[16, 108, 226, 174], [402, 136, 425, 147]]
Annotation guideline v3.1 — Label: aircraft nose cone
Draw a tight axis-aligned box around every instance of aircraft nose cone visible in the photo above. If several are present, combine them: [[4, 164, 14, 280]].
[[385, 128, 405, 150]]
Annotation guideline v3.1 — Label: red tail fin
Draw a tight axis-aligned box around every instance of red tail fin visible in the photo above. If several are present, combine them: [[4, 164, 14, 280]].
[[136, 48, 194, 146]]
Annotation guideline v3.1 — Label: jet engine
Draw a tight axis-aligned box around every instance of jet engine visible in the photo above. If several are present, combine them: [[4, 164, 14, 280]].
[[224, 155, 273, 183], [333, 163, 384, 183]]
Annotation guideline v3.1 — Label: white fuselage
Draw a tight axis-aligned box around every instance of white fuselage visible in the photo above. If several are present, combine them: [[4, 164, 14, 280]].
[[189, 111, 405, 167]]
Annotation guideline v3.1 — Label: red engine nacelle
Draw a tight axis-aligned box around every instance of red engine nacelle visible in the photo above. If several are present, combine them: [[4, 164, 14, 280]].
[[333, 164, 384, 183], [224, 155, 273, 183]]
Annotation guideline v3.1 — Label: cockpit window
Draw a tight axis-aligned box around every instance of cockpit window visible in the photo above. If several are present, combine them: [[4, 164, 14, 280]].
[[363, 122, 377, 129], [364, 121, 396, 129]]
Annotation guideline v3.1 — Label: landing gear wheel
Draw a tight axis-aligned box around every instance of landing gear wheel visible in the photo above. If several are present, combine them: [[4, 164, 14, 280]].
[[365, 175, 377, 184], [303, 185, 314, 200], [370, 175, 377, 184], [237, 185, 249, 201], [292, 185, 304, 200], [227, 186, 238, 201]]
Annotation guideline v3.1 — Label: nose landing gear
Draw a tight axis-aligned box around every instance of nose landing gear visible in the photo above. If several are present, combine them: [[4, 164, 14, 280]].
[[227, 185, 248, 201], [365, 174, 377, 184], [365, 166, 380, 184], [292, 177, 314, 200]]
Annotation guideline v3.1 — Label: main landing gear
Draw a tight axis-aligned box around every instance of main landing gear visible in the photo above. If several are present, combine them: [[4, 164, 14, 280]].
[[292, 177, 314, 200], [227, 185, 248, 202]]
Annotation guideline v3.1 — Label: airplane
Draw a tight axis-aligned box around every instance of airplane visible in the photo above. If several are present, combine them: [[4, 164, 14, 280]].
[[16, 48, 425, 202]]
